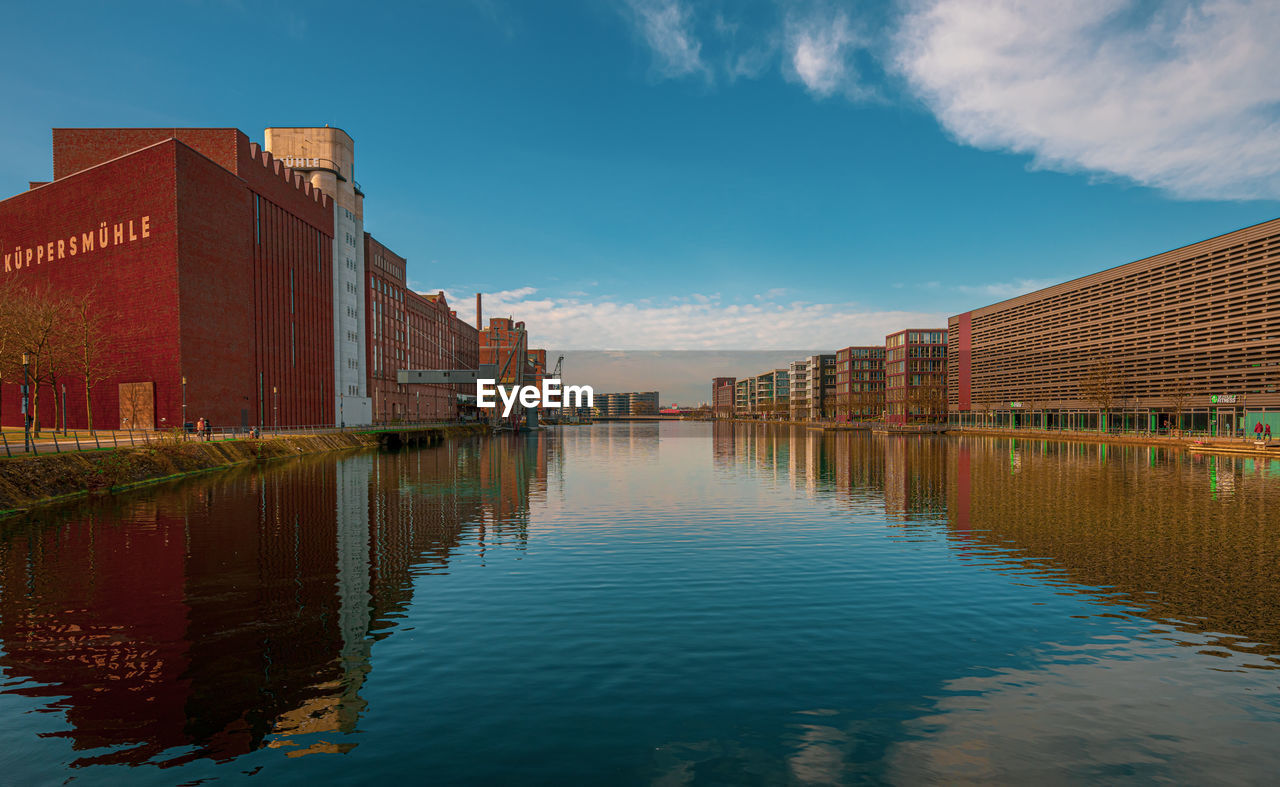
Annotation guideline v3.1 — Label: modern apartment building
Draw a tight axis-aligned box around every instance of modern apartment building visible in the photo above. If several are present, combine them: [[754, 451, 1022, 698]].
[[594, 391, 660, 416], [753, 369, 789, 418], [834, 346, 886, 421], [805, 353, 837, 420], [948, 216, 1280, 435], [788, 359, 809, 420], [628, 391, 660, 414], [735, 377, 756, 415], [885, 329, 947, 425], [712, 377, 736, 418]]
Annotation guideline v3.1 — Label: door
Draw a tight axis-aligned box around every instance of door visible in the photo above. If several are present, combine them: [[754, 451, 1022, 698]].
[[1216, 409, 1236, 438], [119, 381, 155, 430]]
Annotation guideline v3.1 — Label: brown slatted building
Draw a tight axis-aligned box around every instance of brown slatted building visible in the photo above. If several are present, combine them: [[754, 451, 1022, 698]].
[[949, 216, 1280, 436]]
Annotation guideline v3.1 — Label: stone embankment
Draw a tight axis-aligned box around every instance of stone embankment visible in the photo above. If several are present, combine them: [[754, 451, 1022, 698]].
[[0, 424, 486, 516]]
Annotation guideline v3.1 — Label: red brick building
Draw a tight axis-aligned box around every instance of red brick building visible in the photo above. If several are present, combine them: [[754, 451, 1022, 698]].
[[834, 346, 886, 421], [885, 329, 947, 424], [712, 377, 735, 418], [480, 318, 529, 384], [0, 128, 334, 431], [365, 234, 480, 423]]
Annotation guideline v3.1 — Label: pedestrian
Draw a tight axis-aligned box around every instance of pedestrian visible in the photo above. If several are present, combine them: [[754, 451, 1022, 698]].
[[1254, 420, 1264, 441], [196, 417, 204, 439], [1267, 423, 1273, 443], [204, 418, 213, 442]]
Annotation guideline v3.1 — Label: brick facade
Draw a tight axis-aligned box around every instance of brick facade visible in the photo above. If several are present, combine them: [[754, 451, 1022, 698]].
[[365, 234, 480, 423], [885, 329, 947, 425], [0, 129, 334, 430]]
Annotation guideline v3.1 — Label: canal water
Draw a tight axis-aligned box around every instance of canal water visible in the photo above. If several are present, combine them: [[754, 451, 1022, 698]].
[[2, 422, 1279, 784]]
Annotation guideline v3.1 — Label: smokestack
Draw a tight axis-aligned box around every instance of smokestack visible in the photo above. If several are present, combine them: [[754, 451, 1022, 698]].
[[477, 292, 483, 331]]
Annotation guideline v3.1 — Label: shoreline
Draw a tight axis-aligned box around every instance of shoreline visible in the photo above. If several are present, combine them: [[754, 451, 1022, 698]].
[[723, 419, 1280, 458], [0, 424, 488, 519]]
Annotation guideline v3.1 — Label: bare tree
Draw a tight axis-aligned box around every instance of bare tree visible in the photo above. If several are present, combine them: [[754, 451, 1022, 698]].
[[1167, 378, 1192, 437], [908, 378, 947, 424], [11, 290, 73, 436], [974, 398, 993, 429], [0, 279, 16, 422], [1081, 359, 1118, 432], [1023, 394, 1042, 430], [72, 291, 117, 434]]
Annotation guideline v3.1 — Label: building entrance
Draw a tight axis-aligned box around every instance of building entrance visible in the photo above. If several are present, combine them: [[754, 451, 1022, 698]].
[[1215, 409, 1237, 438]]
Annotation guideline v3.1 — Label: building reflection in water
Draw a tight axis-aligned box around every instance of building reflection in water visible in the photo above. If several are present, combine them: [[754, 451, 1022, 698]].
[[947, 435, 1280, 664], [712, 422, 947, 522], [0, 434, 551, 767], [711, 423, 1280, 663]]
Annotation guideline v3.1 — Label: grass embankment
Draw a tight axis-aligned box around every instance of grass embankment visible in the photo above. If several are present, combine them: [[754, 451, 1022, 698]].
[[0, 431, 384, 516]]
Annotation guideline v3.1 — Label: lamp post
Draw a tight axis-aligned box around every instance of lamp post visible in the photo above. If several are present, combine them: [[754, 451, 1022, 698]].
[[340, 392, 345, 428], [60, 383, 66, 435], [21, 353, 31, 452], [182, 376, 187, 438], [273, 386, 278, 432]]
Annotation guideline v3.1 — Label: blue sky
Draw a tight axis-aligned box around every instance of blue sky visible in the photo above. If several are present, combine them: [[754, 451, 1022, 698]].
[[4, 0, 1279, 352]]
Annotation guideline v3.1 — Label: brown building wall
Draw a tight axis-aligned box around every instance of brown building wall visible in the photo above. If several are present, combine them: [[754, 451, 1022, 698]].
[[948, 216, 1280, 424]]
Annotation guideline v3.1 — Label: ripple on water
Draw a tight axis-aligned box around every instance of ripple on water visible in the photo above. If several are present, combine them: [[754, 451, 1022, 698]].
[[0, 423, 1279, 783]]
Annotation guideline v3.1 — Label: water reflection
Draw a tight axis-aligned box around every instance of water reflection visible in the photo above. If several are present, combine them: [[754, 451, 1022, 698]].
[[707, 424, 1280, 782], [0, 434, 549, 767], [711, 424, 1280, 663], [4, 424, 1280, 783], [948, 436, 1280, 665]]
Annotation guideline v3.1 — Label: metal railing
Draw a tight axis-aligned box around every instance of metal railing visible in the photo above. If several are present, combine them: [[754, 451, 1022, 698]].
[[0, 418, 482, 458], [948, 422, 1254, 441]]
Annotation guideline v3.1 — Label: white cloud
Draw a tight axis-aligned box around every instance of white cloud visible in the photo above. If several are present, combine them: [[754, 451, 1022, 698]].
[[624, 0, 708, 79], [477, 287, 943, 350], [894, 0, 1280, 200], [954, 277, 1060, 299], [785, 6, 871, 99]]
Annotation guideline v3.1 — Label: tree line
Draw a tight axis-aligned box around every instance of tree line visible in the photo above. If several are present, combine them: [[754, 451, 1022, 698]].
[[0, 280, 115, 435]]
